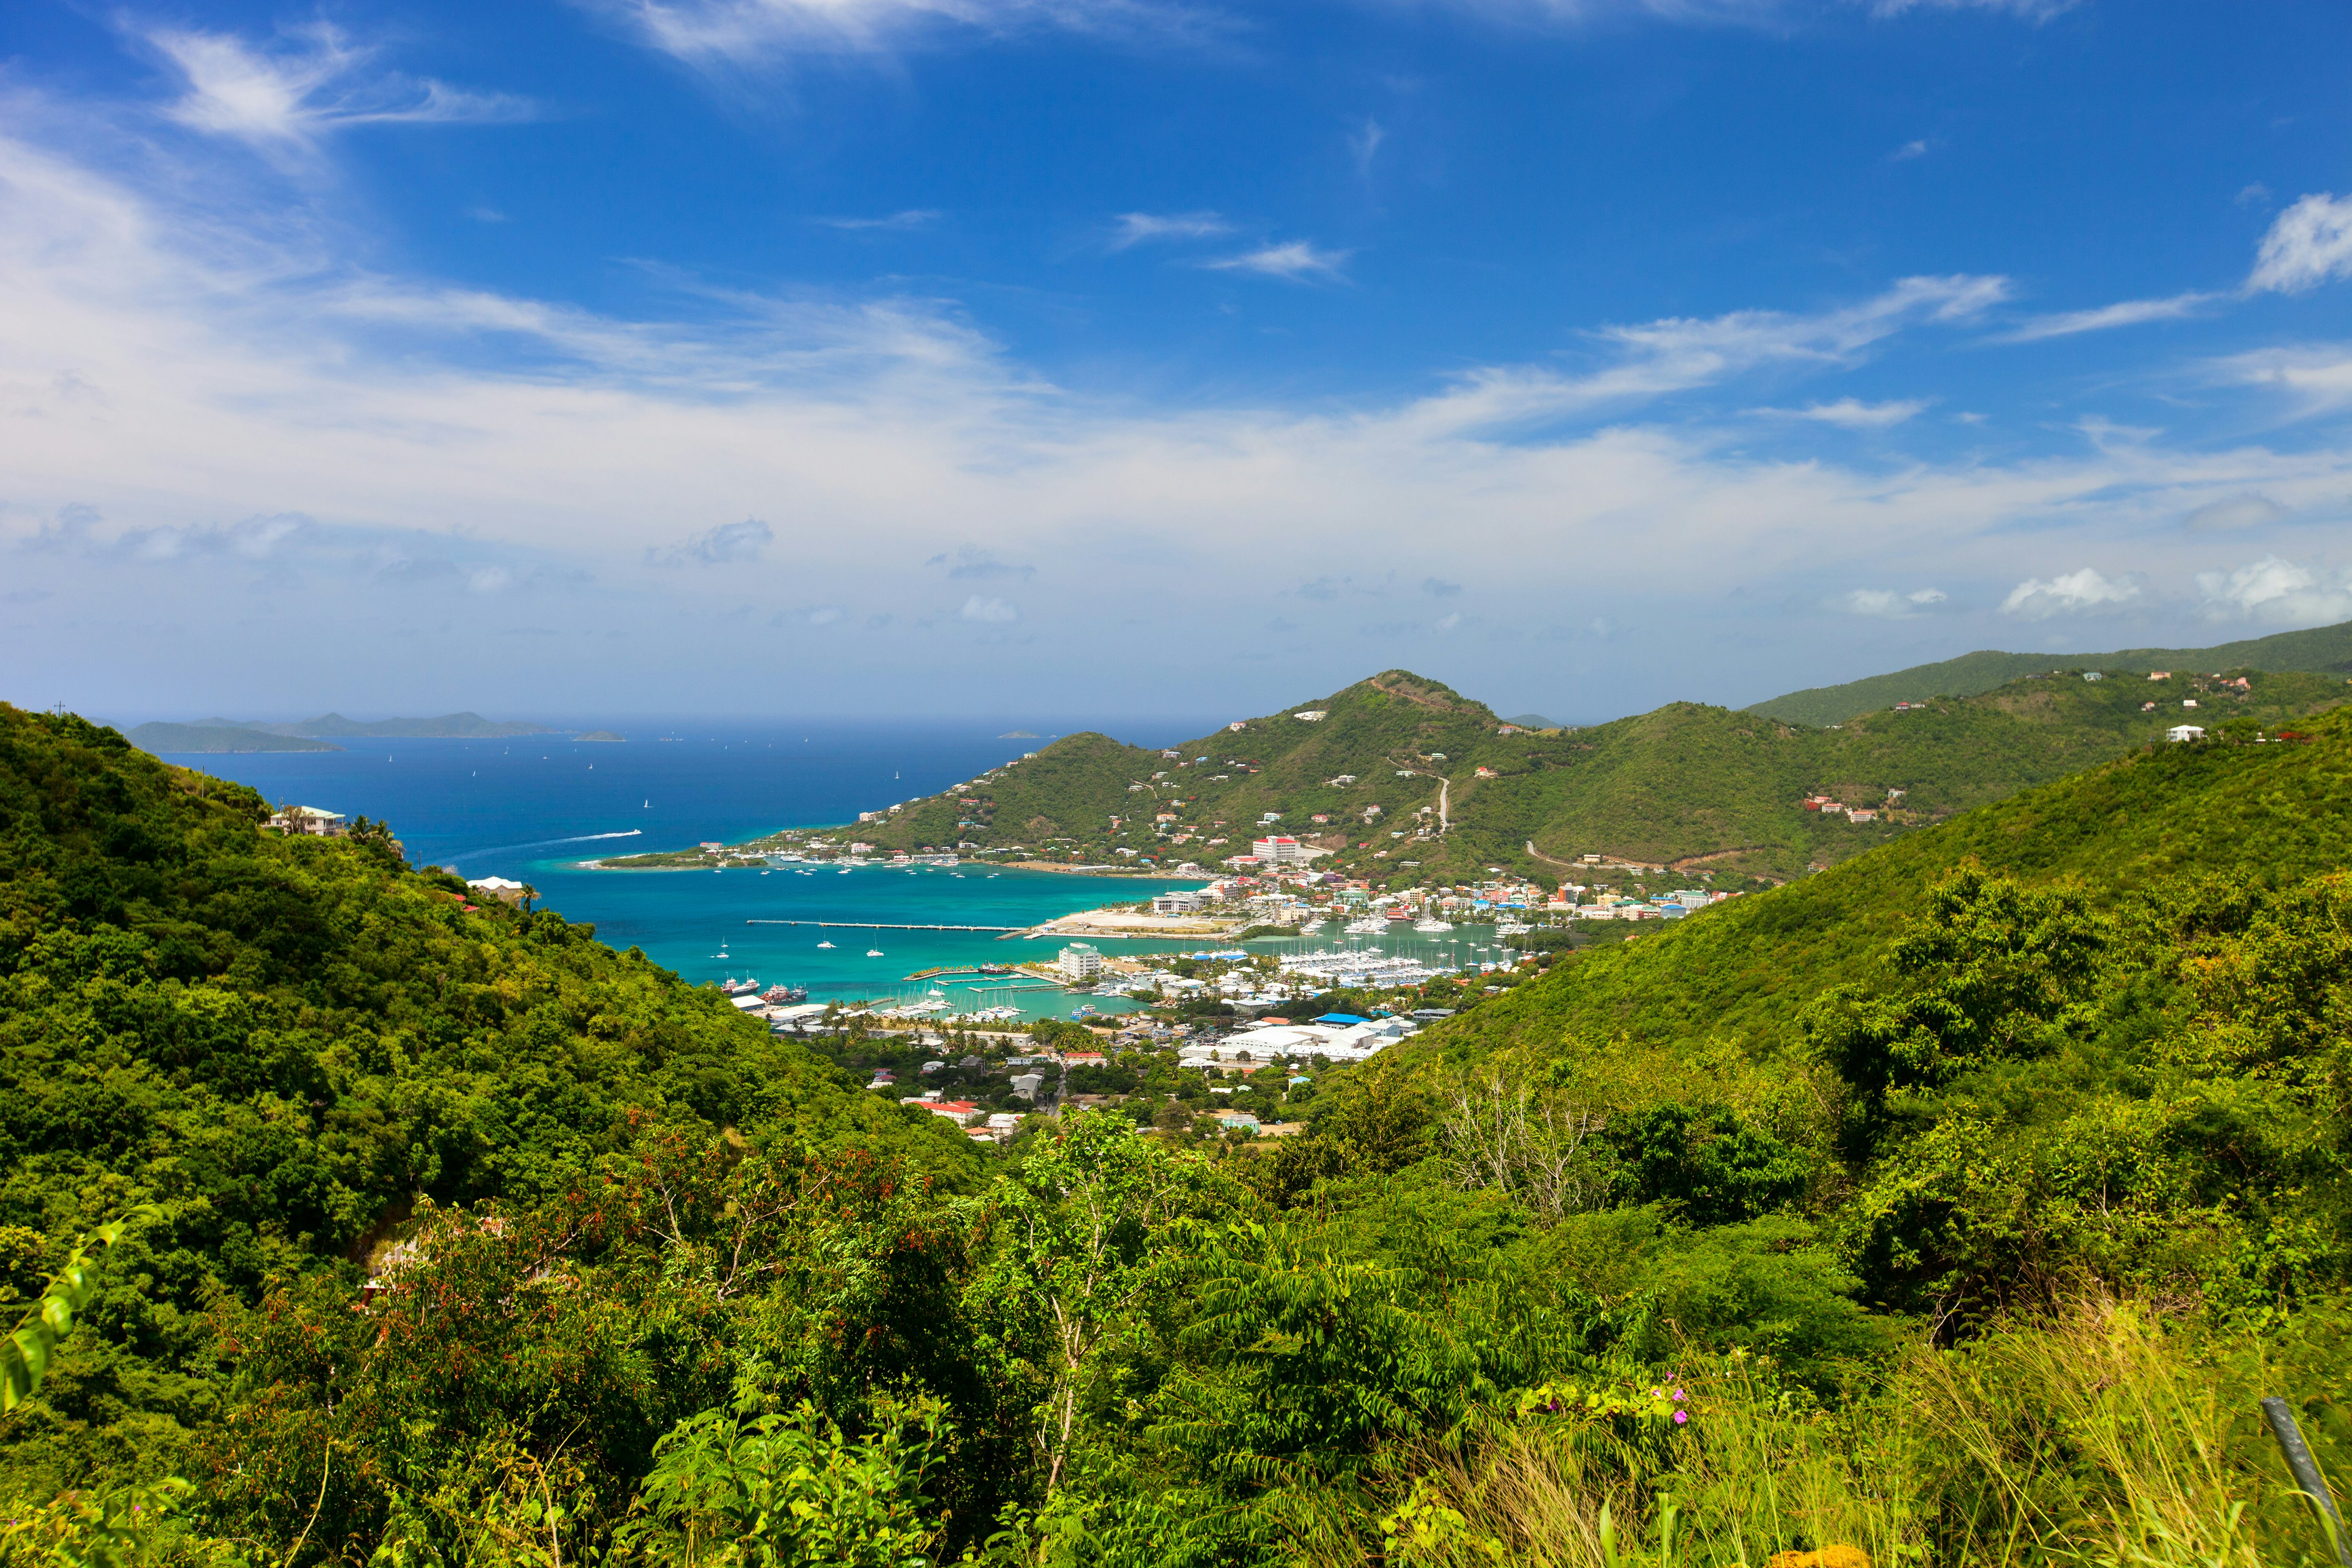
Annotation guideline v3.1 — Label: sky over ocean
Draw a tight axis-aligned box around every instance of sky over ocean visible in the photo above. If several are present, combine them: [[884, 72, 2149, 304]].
[[4, 0, 2350, 726]]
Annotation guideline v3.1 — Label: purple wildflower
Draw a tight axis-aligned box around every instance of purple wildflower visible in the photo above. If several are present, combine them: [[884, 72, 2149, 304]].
[[1674, 1410, 1689, 1425]]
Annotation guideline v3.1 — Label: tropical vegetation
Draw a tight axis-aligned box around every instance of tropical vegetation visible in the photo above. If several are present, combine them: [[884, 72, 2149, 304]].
[[7, 698, 2352, 1566]]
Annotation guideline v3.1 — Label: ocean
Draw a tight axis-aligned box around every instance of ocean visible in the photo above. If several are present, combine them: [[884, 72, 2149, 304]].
[[155, 721, 1223, 1020]]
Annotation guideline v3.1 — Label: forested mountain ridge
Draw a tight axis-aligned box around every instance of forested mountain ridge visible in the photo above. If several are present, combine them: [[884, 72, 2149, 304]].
[[0, 704, 976, 1493], [1747, 615, 2352, 728], [830, 664, 2346, 881]]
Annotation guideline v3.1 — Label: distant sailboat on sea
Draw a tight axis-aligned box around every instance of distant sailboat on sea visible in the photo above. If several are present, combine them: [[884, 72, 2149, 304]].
[[867, 948, 885, 958], [818, 940, 835, 949]]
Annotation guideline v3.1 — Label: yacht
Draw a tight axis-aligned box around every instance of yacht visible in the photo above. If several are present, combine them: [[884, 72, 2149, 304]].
[[817, 940, 835, 949], [867, 948, 886, 958], [1413, 918, 1455, 932], [1344, 915, 1388, 935]]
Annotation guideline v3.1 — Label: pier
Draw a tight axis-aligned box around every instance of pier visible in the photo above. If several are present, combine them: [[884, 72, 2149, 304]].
[[903, 964, 1017, 982], [745, 919, 1028, 932]]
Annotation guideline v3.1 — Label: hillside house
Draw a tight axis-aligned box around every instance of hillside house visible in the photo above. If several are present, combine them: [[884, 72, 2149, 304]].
[[270, 806, 348, 836], [2167, 725, 2205, 743]]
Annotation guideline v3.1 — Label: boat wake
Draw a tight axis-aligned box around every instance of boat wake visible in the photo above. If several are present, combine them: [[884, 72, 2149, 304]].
[[458, 828, 645, 861]]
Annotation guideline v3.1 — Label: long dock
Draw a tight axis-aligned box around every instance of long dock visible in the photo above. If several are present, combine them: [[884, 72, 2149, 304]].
[[745, 919, 1028, 932]]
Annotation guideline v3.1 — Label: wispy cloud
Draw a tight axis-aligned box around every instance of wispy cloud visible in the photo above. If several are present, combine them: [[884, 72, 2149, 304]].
[[606, 0, 1229, 64], [1203, 240, 1352, 280], [814, 209, 942, 231], [2001, 568, 2140, 619], [647, 518, 775, 566], [1863, 0, 2080, 18], [1107, 211, 1231, 250], [1888, 137, 1932, 162], [1996, 291, 2218, 342], [145, 24, 532, 152], [926, 545, 1034, 580], [2213, 345, 2352, 417], [960, 594, 1019, 622], [1754, 397, 1927, 428], [1842, 586, 1946, 617], [1401, 274, 2002, 436], [2184, 493, 2285, 532], [1350, 116, 1386, 180], [2246, 193, 2352, 294]]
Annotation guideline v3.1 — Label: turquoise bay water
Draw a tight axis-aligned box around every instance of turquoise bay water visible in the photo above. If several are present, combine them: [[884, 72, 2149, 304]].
[[157, 723, 1212, 1020]]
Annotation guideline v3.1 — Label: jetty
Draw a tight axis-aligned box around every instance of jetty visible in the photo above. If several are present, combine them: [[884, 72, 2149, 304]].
[[745, 919, 1027, 932], [903, 964, 1017, 982]]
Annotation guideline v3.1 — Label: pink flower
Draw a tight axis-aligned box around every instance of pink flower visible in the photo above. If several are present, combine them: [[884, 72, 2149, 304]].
[[1674, 1410, 1689, 1425]]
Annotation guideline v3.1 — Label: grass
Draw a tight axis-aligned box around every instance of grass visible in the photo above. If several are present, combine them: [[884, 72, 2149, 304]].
[[1342, 1295, 2348, 1568]]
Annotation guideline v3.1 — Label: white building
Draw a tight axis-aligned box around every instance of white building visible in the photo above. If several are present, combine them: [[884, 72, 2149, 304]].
[[2166, 724, 2205, 743], [269, 806, 347, 837], [1253, 836, 1312, 866], [1058, 941, 1103, 979], [1153, 891, 1206, 915]]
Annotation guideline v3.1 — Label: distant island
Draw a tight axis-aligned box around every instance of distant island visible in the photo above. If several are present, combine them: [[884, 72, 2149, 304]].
[[575, 730, 626, 742], [126, 722, 340, 754], [126, 711, 554, 756]]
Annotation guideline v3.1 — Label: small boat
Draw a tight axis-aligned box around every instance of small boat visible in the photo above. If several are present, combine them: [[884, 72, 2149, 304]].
[[866, 948, 885, 958], [817, 940, 835, 949], [838, 869, 851, 875], [1413, 919, 1454, 932], [761, 870, 770, 875]]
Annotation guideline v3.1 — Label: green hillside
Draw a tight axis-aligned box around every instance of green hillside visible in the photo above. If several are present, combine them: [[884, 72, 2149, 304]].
[[1425, 702, 2352, 1068], [748, 665, 2346, 883], [0, 704, 976, 1490], [14, 700, 2352, 1568], [125, 721, 341, 754], [1748, 616, 2352, 727]]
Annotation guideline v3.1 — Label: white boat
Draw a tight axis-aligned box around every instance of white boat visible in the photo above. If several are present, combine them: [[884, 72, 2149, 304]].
[[817, 941, 835, 949], [867, 948, 885, 958], [838, 869, 851, 875], [1344, 916, 1387, 935], [1413, 919, 1454, 932]]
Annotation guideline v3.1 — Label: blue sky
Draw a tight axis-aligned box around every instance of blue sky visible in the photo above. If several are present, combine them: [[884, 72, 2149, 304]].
[[3, 0, 2349, 725]]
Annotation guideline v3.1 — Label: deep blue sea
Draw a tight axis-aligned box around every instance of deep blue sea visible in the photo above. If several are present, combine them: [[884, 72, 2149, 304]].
[[157, 721, 1227, 1021]]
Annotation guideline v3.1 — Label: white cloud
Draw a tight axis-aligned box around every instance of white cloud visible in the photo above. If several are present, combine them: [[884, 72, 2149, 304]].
[[1995, 292, 2217, 343], [1756, 397, 1927, 428], [2183, 493, 2285, 532], [1350, 117, 1386, 180], [19, 121, 2352, 719], [1842, 587, 1946, 617], [961, 594, 1019, 622], [1889, 139, 1931, 162], [1203, 241, 1352, 280], [1108, 211, 1231, 250], [814, 209, 942, 231], [1434, 611, 1461, 631], [803, 605, 848, 626], [2000, 568, 2140, 619], [147, 24, 531, 152], [467, 566, 513, 593], [2196, 556, 2352, 626], [2247, 193, 2352, 294]]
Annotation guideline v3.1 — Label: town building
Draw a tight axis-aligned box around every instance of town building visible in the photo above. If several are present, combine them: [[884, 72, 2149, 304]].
[[269, 806, 348, 837], [1057, 942, 1103, 979]]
